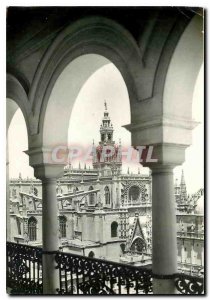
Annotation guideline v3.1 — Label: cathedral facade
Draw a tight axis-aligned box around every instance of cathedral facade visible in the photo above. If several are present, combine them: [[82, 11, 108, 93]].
[[9, 103, 203, 275]]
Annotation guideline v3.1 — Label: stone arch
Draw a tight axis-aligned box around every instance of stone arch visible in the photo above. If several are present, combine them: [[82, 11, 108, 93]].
[[126, 14, 203, 156], [28, 216, 37, 241], [29, 16, 142, 150], [7, 92, 31, 241], [163, 15, 203, 121], [6, 74, 32, 135]]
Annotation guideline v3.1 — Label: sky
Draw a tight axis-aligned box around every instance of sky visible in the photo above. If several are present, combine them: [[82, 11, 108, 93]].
[[8, 62, 204, 194]]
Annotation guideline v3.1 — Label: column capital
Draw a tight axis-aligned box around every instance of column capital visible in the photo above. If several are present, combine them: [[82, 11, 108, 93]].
[[32, 164, 64, 180], [124, 115, 198, 146], [124, 115, 197, 169], [25, 146, 67, 180], [141, 143, 187, 169]]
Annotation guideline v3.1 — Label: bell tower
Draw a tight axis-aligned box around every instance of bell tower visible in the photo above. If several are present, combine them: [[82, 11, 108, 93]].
[[93, 101, 122, 175]]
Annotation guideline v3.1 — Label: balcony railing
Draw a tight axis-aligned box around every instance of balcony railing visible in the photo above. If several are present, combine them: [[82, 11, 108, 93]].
[[6, 242, 204, 295], [55, 251, 152, 294], [177, 231, 204, 240], [7, 242, 43, 294]]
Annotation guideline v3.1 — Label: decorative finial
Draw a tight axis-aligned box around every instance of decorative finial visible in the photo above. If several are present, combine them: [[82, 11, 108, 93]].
[[104, 100, 107, 110]]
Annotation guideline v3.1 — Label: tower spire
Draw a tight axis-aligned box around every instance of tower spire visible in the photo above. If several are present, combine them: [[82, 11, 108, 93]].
[[180, 169, 187, 202], [92, 101, 122, 173]]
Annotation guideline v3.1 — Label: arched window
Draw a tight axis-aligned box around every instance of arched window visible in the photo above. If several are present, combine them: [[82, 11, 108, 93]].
[[105, 186, 110, 205], [131, 237, 146, 254], [89, 186, 94, 205], [28, 217, 37, 241], [59, 216, 67, 238], [34, 187, 38, 196], [129, 185, 140, 201], [88, 251, 95, 258], [111, 221, 118, 238]]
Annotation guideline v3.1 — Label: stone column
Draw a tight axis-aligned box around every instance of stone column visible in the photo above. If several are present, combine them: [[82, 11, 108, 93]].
[[31, 162, 65, 295], [42, 177, 59, 294], [151, 165, 177, 294], [125, 81, 197, 294]]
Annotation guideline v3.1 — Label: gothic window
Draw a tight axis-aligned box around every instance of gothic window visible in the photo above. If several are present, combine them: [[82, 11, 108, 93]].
[[34, 187, 38, 196], [101, 133, 105, 142], [108, 133, 112, 141], [59, 216, 67, 238], [105, 186, 110, 205], [16, 218, 21, 235], [129, 185, 140, 201], [131, 237, 146, 253], [89, 186, 94, 205], [111, 221, 118, 238], [88, 251, 95, 258], [28, 217, 37, 241]]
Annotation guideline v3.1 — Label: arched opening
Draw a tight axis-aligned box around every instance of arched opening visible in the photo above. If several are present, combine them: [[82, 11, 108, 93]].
[[7, 98, 32, 242], [41, 54, 133, 172], [28, 216, 37, 241], [129, 185, 140, 202], [88, 251, 95, 258], [7, 100, 32, 178], [88, 186, 94, 205], [104, 186, 110, 205], [111, 221, 118, 238], [130, 237, 146, 254], [59, 216, 67, 238]]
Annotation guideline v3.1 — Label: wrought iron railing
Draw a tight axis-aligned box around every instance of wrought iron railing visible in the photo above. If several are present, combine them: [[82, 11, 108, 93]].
[[7, 242, 42, 294], [55, 251, 153, 294], [7, 242, 204, 295], [174, 273, 204, 294]]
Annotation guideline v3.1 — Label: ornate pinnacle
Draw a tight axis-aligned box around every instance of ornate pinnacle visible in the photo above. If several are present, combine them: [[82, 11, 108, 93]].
[[104, 100, 107, 111]]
